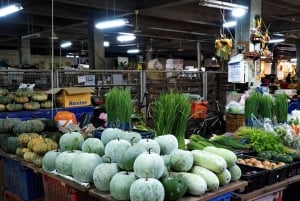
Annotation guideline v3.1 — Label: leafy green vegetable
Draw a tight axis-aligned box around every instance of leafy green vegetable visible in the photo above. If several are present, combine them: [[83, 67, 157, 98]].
[[244, 92, 261, 119], [236, 126, 286, 153], [274, 94, 288, 123], [260, 94, 273, 119]]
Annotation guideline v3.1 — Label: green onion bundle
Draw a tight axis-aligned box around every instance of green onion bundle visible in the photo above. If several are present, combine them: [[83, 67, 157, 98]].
[[153, 93, 191, 149], [244, 92, 262, 119], [105, 87, 133, 123], [260, 94, 274, 119], [274, 93, 288, 123]]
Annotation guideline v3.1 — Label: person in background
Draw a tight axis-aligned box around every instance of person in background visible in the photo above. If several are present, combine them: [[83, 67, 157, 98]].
[[286, 73, 292, 84]]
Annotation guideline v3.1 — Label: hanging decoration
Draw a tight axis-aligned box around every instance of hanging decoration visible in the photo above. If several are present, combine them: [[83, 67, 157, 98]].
[[215, 35, 232, 60], [250, 15, 270, 47]]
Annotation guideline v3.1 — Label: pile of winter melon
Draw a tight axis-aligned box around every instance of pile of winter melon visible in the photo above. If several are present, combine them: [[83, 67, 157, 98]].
[[42, 128, 242, 201]]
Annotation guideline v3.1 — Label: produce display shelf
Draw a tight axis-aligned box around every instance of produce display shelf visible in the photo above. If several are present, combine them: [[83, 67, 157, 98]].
[[88, 181, 248, 201], [0, 105, 94, 121]]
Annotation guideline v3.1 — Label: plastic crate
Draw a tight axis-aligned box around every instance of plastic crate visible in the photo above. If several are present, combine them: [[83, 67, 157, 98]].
[[42, 174, 86, 201], [238, 164, 269, 193], [252, 190, 283, 201], [3, 157, 44, 201], [208, 192, 232, 201], [288, 159, 300, 177]]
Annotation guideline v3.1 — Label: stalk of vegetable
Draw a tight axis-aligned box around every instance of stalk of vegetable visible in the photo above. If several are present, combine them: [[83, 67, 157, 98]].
[[209, 134, 250, 150], [105, 87, 133, 124], [260, 94, 273, 119], [274, 93, 288, 123], [244, 92, 261, 119], [153, 93, 191, 149]]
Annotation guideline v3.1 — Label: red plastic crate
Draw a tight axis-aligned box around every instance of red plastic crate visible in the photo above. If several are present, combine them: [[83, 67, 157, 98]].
[[42, 174, 87, 201]]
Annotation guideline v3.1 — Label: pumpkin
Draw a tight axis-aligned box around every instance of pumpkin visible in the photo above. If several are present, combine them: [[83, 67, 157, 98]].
[[82, 138, 105, 156], [6, 103, 23, 111], [116, 139, 146, 171], [40, 100, 53, 109], [59, 131, 84, 151], [170, 149, 194, 172], [23, 151, 38, 162], [28, 137, 58, 155], [1, 136, 20, 154], [104, 138, 131, 162], [7, 92, 16, 100], [31, 93, 48, 102], [18, 133, 41, 147], [42, 150, 61, 172], [0, 96, 12, 104], [55, 151, 81, 176], [16, 147, 31, 158], [0, 88, 8, 96], [0, 104, 5, 111], [0, 134, 10, 149], [154, 134, 178, 155], [133, 149, 165, 179], [13, 119, 45, 134], [109, 171, 136, 201], [15, 87, 33, 97], [33, 154, 43, 167], [0, 118, 21, 134], [14, 96, 29, 104], [101, 128, 124, 146], [161, 175, 188, 201], [23, 102, 40, 110], [93, 161, 119, 191], [136, 138, 160, 154], [72, 152, 103, 183], [130, 177, 165, 201]]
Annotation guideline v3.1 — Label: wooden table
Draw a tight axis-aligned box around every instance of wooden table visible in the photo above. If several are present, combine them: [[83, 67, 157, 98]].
[[88, 180, 248, 201]]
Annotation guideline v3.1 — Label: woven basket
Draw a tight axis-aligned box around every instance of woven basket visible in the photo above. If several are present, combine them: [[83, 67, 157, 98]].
[[225, 113, 245, 133]]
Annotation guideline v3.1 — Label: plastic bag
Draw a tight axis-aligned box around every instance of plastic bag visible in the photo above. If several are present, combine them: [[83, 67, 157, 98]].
[[225, 100, 244, 114]]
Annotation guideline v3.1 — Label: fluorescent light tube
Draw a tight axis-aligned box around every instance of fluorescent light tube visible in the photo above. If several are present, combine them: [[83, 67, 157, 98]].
[[268, 38, 285, 44], [117, 33, 136, 42], [95, 18, 128, 29], [199, 0, 248, 12], [232, 8, 246, 17], [103, 41, 110, 47], [60, 41, 72, 48], [127, 49, 140, 54], [0, 3, 23, 17], [223, 21, 237, 28]]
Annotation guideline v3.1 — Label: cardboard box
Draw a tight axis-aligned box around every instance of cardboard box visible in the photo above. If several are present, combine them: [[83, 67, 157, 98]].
[[46, 87, 93, 107]]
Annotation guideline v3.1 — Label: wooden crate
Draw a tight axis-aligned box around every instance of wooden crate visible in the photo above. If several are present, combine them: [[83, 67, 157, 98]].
[[225, 113, 245, 133]]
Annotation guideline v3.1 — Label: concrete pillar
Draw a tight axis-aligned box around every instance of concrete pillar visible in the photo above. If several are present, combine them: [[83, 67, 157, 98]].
[[296, 42, 300, 75], [20, 39, 31, 65], [88, 20, 105, 69]]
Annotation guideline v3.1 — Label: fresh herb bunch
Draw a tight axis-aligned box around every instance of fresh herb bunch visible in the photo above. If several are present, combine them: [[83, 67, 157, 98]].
[[274, 93, 288, 123], [244, 92, 262, 119], [105, 87, 133, 123], [153, 92, 191, 149], [260, 94, 274, 119]]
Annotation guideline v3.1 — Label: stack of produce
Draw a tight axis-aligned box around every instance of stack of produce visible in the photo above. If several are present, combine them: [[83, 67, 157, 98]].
[[42, 127, 242, 201], [0, 87, 52, 112]]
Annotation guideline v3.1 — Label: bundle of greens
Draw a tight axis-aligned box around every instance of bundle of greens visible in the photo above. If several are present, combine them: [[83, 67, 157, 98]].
[[105, 87, 134, 124], [274, 93, 288, 123], [260, 94, 274, 119], [153, 92, 191, 149], [244, 92, 262, 119]]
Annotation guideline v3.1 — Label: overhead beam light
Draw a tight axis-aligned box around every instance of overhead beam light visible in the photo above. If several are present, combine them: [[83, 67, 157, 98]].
[[103, 41, 110, 47], [127, 48, 140, 54], [223, 21, 237, 28], [199, 0, 248, 17], [117, 33, 136, 42], [268, 38, 285, 44], [0, 3, 23, 17], [95, 18, 128, 29], [60, 41, 72, 48]]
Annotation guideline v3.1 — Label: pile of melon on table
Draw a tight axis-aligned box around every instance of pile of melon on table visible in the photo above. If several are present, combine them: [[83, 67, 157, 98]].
[[0, 119, 242, 201]]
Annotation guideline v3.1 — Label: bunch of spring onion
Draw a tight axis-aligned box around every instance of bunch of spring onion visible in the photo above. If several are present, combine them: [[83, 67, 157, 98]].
[[274, 93, 288, 123], [153, 92, 191, 149], [244, 92, 262, 119]]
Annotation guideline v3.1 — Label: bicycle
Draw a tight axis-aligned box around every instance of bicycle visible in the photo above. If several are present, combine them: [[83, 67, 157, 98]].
[[186, 100, 226, 138]]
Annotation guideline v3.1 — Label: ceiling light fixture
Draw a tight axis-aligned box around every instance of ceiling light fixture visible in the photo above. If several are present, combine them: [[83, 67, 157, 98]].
[[0, 3, 23, 17], [268, 38, 285, 44], [60, 41, 72, 48], [95, 18, 128, 29], [117, 33, 136, 42], [127, 48, 140, 54], [223, 21, 237, 28], [103, 41, 110, 47], [199, 0, 248, 17]]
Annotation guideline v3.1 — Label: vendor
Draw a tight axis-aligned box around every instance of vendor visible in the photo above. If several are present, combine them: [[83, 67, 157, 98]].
[[286, 73, 292, 84]]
